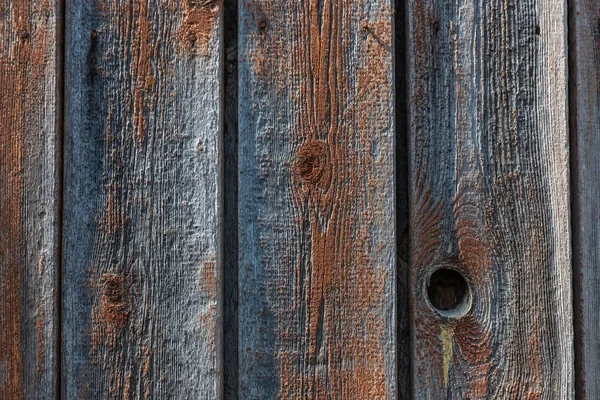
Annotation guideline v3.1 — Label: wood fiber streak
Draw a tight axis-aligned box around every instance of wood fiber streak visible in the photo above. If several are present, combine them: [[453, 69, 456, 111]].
[[570, 0, 600, 397], [408, 0, 573, 398], [239, 1, 396, 398], [0, 1, 61, 399], [63, 1, 223, 398]]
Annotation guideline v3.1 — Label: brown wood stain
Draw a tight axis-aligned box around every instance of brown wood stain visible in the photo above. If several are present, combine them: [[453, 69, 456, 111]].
[[1, 0, 55, 397], [242, 1, 395, 398]]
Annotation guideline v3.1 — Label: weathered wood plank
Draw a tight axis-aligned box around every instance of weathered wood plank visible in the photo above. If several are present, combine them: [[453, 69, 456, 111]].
[[407, 0, 573, 398], [570, 0, 600, 397], [63, 1, 223, 398], [238, 1, 396, 398], [0, 1, 61, 398]]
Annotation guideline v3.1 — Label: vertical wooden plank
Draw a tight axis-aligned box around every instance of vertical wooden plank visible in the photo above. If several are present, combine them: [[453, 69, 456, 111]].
[[570, 0, 600, 397], [63, 1, 223, 398], [238, 1, 396, 398], [0, 1, 61, 398], [407, 0, 573, 398]]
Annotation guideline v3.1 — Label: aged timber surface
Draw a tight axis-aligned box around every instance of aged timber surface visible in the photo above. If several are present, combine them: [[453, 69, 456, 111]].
[[238, 1, 397, 398], [407, 0, 573, 398], [63, 1, 223, 398], [0, 1, 61, 399], [570, 0, 600, 397]]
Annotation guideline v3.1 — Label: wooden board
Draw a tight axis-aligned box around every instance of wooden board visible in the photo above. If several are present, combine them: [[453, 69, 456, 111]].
[[63, 1, 223, 398], [570, 0, 600, 397], [238, 1, 397, 398], [407, 0, 573, 398], [0, 1, 61, 398]]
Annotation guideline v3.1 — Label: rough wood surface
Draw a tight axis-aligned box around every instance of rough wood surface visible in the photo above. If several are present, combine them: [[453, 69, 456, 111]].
[[0, 1, 61, 399], [570, 0, 600, 397], [63, 1, 223, 398], [238, 1, 396, 398], [407, 0, 573, 398]]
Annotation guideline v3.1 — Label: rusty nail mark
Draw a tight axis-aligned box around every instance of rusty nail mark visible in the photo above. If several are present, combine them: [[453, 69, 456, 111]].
[[361, 22, 369, 33], [91, 30, 98, 39], [258, 19, 267, 31], [19, 30, 29, 39]]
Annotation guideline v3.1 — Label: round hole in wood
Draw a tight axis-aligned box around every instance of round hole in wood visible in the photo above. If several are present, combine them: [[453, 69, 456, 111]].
[[426, 268, 471, 317]]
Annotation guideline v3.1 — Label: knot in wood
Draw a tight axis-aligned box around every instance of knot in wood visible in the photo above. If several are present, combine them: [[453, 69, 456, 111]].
[[292, 140, 328, 185], [102, 274, 125, 305], [100, 274, 128, 328]]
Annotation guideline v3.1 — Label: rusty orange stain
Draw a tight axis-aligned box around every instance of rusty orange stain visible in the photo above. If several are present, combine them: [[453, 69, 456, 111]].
[[91, 273, 129, 351], [200, 259, 218, 298], [177, 0, 221, 55], [100, 273, 129, 329], [0, 0, 54, 396], [242, 0, 395, 397]]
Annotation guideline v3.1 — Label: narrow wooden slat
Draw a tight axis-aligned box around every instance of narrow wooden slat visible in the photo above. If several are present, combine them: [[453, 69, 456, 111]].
[[570, 0, 600, 397], [0, 1, 61, 398], [63, 1, 223, 398], [238, 1, 396, 398], [407, 0, 573, 398]]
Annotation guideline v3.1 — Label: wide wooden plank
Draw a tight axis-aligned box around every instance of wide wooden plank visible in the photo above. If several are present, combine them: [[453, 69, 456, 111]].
[[238, 1, 396, 398], [570, 0, 600, 397], [0, 1, 61, 398], [63, 1, 223, 398], [407, 0, 573, 397]]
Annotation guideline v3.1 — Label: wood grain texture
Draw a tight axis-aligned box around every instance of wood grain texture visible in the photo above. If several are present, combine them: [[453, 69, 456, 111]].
[[238, 1, 396, 398], [0, 1, 61, 399], [407, 0, 573, 398], [63, 1, 223, 398], [570, 0, 600, 397]]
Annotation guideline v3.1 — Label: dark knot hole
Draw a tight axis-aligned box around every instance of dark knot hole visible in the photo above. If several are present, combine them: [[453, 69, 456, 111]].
[[427, 268, 468, 313]]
